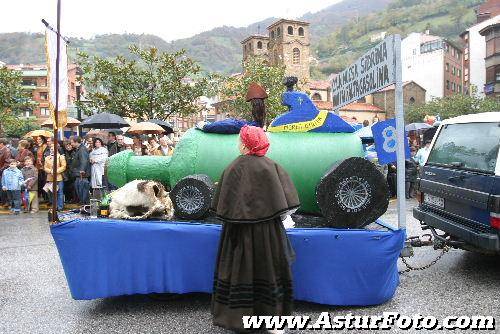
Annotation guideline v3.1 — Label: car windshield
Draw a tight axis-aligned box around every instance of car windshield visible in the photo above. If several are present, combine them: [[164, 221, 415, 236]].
[[427, 122, 500, 173]]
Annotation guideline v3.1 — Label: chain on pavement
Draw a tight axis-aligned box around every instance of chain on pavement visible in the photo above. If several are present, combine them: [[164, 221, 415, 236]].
[[399, 245, 450, 274]]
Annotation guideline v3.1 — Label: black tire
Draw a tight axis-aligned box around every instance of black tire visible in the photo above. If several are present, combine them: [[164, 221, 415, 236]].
[[316, 157, 390, 229], [170, 174, 215, 220]]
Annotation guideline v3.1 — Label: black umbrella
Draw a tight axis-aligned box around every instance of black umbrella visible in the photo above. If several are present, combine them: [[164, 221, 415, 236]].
[[147, 119, 174, 134], [81, 112, 129, 129]]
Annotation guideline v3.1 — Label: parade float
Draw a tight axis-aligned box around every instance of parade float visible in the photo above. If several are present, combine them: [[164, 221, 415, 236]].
[[50, 80, 405, 306]]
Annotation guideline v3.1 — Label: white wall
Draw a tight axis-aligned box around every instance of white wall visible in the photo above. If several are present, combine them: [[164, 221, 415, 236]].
[[465, 15, 500, 97], [402, 33, 444, 101]]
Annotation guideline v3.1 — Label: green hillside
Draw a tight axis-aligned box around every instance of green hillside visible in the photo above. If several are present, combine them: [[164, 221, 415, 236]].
[[0, 0, 485, 76], [0, 0, 390, 73], [313, 0, 481, 76]]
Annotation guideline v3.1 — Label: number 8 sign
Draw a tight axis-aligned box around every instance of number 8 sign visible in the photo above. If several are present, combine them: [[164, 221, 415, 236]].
[[372, 119, 410, 164]]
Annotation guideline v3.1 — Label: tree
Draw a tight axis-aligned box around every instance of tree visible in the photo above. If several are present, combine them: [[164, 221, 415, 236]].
[[406, 92, 500, 123], [216, 57, 287, 125], [2, 117, 40, 138], [77, 46, 213, 121], [0, 67, 36, 136]]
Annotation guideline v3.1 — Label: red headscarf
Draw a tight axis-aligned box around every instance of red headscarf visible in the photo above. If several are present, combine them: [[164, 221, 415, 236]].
[[240, 125, 270, 157]]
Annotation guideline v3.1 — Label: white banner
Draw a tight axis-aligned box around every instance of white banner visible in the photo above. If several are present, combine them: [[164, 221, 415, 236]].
[[45, 27, 68, 127], [332, 35, 396, 111]]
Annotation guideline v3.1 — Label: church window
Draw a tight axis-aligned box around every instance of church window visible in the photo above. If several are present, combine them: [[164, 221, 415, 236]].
[[312, 93, 322, 100], [277, 27, 281, 37], [298, 27, 304, 36], [292, 48, 300, 64], [271, 30, 275, 39], [288, 26, 294, 35], [257, 41, 262, 49], [267, 42, 270, 49]]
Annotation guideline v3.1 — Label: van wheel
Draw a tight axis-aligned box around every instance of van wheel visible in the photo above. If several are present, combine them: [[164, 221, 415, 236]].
[[170, 174, 214, 220], [316, 157, 390, 228]]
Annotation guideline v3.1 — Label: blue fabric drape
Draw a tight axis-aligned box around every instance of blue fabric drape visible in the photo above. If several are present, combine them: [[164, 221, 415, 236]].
[[51, 219, 405, 305]]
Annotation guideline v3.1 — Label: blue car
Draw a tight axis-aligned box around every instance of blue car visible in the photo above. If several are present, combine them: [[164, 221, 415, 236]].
[[413, 112, 500, 253]]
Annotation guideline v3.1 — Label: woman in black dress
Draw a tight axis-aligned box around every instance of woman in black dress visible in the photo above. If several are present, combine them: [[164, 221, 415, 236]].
[[211, 125, 300, 333]]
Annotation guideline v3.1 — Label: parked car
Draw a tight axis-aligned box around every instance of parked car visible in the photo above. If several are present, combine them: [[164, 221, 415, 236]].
[[413, 112, 500, 253]]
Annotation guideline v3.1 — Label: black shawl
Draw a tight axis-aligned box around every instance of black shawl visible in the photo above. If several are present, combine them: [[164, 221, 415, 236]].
[[211, 155, 300, 223]]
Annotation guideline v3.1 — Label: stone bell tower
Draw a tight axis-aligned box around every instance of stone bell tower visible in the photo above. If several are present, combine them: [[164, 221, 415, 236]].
[[241, 35, 270, 63], [267, 19, 310, 81]]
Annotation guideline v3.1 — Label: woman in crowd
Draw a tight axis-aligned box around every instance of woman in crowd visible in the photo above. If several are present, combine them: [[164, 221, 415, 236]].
[[211, 126, 299, 333], [63, 140, 76, 204], [146, 137, 161, 156], [132, 136, 147, 156], [89, 138, 108, 199], [156, 137, 174, 156], [16, 140, 34, 169], [34, 136, 48, 202], [43, 142, 67, 211]]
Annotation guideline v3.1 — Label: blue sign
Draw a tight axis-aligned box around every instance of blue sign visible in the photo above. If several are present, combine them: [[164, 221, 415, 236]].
[[372, 118, 410, 164]]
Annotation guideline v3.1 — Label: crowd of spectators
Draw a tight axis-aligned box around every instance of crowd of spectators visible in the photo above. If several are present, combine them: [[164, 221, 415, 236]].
[[0, 132, 175, 214]]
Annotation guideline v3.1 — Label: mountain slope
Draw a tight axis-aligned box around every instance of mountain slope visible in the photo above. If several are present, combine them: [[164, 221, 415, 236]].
[[0, 0, 391, 73]]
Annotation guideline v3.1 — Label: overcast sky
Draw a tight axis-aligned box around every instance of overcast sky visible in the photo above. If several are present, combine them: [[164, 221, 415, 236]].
[[0, 0, 339, 41]]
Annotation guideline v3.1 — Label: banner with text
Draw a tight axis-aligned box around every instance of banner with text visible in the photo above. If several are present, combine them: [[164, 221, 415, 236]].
[[332, 35, 396, 111]]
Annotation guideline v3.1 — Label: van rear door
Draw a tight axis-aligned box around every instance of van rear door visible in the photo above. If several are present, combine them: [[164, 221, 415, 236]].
[[420, 122, 500, 231]]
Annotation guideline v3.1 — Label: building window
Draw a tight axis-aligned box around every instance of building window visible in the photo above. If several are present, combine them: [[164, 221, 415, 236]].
[[412, 49, 416, 55], [40, 92, 48, 100], [445, 63, 449, 72], [446, 80, 450, 90], [311, 92, 322, 100], [452, 67, 455, 75], [465, 53, 469, 60], [288, 26, 293, 35], [257, 41, 262, 49], [458, 85, 462, 93], [451, 48, 455, 56], [271, 31, 275, 39], [452, 82, 456, 92], [277, 27, 281, 37], [292, 48, 300, 64], [40, 108, 49, 116], [267, 42, 270, 49], [458, 69, 462, 78], [409, 97, 415, 104], [40, 79, 47, 87], [298, 27, 304, 36], [456, 51, 461, 60]]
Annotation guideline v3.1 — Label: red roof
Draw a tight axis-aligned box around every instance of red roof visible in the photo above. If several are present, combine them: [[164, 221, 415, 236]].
[[340, 102, 383, 112], [313, 100, 333, 110], [308, 80, 330, 90]]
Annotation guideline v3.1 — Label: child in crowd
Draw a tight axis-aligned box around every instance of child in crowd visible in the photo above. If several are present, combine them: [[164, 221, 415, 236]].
[[21, 157, 39, 213], [1, 159, 24, 214]]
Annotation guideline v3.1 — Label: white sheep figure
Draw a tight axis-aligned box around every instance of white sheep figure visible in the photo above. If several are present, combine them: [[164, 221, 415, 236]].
[[109, 180, 174, 220]]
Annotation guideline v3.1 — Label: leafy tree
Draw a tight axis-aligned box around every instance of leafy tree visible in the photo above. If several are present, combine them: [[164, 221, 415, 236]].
[[2, 117, 40, 138], [216, 57, 287, 125], [0, 67, 36, 136], [406, 92, 500, 123], [77, 45, 213, 120]]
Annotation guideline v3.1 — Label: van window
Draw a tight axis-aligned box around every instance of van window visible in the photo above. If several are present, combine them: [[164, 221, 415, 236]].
[[427, 122, 500, 173]]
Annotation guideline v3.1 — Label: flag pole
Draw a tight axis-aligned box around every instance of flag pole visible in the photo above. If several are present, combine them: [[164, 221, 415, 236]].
[[51, 0, 61, 223]]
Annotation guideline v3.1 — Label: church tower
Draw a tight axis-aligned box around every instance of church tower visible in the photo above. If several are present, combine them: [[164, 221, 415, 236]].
[[241, 35, 270, 62], [267, 19, 310, 81]]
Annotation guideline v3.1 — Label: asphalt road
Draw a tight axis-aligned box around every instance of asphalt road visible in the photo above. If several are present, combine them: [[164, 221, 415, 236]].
[[1, 200, 499, 334]]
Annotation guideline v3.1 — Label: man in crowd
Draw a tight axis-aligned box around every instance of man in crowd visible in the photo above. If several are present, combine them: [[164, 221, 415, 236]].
[[107, 132, 119, 157], [116, 135, 125, 152], [0, 138, 12, 206], [70, 136, 91, 205]]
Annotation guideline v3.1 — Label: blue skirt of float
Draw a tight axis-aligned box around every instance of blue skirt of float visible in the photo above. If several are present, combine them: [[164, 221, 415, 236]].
[[50, 219, 405, 305]]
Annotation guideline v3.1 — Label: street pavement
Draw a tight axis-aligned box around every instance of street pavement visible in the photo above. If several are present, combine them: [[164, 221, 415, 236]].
[[1, 199, 499, 334]]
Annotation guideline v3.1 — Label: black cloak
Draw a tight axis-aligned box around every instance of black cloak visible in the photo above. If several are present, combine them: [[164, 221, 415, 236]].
[[211, 154, 300, 223], [211, 154, 300, 331]]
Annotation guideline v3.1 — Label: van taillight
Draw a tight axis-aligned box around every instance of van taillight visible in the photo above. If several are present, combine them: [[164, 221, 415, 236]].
[[491, 213, 500, 230]]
